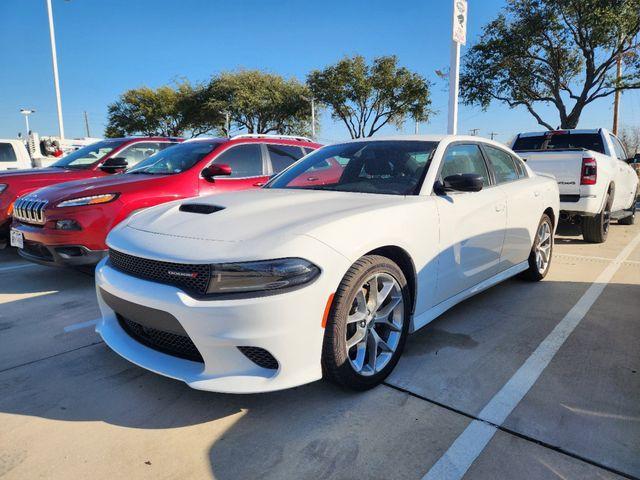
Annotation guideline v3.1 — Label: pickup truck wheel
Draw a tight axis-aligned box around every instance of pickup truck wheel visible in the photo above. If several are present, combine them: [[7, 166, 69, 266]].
[[322, 255, 410, 390], [581, 193, 611, 243], [618, 190, 637, 225], [522, 214, 553, 281]]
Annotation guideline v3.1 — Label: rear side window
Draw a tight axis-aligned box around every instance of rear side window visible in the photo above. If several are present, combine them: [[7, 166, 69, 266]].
[[511, 155, 528, 177], [267, 144, 304, 173], [440, 144, 490, 187], [485, 146, 519, 183], [214, 144, 263, 177], [609, 134, 627, 160], [303, 147, 315, 155], [512, 133, 605, 154], [0, 143, 18, 163]]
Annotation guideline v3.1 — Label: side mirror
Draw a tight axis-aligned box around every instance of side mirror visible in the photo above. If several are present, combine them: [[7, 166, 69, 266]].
[[202, 163, 232, 181], [100, 157, 128, 173], [438, 173, 484, 193], [628, 153, 640, 164]]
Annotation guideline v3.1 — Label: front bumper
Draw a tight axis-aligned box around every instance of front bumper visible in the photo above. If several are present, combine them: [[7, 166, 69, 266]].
[[12, 221, 107, 267], [95, 259, 338, 393]]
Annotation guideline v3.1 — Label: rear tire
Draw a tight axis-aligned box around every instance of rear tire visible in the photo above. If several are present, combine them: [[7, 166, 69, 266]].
[[322, 255, 410, 390], [582, 193, 611, 243], [522, 214, 553, 281]]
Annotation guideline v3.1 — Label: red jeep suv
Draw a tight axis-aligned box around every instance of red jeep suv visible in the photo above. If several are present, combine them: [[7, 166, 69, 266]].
[[0, 137, 181, 246], [10, 135, 320, 267]]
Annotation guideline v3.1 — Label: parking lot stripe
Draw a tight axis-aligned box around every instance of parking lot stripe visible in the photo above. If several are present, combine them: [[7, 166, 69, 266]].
[[0, 263, 40, 273], [63, 319, 99, 333], [422, 230, 640, 480]]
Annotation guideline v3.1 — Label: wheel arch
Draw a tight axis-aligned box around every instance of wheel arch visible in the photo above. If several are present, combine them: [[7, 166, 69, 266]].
[[365, 245, 417, 315], [543, 206, 555, 228]]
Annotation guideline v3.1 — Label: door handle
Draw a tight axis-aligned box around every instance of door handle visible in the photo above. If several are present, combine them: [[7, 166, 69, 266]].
[[495, 203, 506, 212], [306, 177, 319, 181], [534, 191, 540, 197], [253, 182, 265, 187]]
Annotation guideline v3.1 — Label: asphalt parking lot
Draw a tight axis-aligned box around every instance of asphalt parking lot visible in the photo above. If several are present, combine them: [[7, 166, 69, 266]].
[[1, 222, 639, 480]]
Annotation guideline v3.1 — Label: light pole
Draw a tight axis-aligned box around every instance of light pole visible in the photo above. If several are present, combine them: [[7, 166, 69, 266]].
[[46, 0, 65, 139], [20, 109, 35, 135], [448, 0, 468, 135]]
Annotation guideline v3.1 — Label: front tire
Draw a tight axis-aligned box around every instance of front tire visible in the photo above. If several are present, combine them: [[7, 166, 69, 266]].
[[322, 255, 410, 390], [582, 193, 611, 243], [522, 214, 554, 281]]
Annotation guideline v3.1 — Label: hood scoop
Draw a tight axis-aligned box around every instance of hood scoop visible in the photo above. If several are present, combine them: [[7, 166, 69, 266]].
[[178, 203, 225, 214]]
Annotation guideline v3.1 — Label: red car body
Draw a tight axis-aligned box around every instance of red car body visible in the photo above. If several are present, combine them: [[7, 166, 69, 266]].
[[0, 137, 181, 245], [11, 136, 320, 267]]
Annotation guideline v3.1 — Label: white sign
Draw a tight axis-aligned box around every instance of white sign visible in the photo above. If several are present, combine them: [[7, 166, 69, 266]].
[[452, 0, 468, 45]]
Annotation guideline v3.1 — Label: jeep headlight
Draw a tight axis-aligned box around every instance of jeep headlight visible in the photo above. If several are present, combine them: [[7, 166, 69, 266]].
[[57, 193, 118, 208]]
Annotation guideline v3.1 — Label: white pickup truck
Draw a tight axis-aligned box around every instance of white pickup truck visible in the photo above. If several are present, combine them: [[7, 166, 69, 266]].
[[512, 129, 639, 243], [0, 140, 33, 171]]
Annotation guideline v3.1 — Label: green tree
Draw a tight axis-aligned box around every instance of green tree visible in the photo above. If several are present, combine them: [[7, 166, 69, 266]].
[[461, 0, 640, 130], [105, 82, 220, 138], [307, 55, 432, 138], [202, 70, 313, 136]]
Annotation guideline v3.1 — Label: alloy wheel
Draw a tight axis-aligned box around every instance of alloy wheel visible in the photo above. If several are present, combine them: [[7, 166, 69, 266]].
[[345, 273, 404, 376], [535, 220, 552, 273]]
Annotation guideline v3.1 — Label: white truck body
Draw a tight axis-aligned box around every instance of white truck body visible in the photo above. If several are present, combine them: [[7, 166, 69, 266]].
[[513, 129, 638, 218], [0, 139, 33, 171]]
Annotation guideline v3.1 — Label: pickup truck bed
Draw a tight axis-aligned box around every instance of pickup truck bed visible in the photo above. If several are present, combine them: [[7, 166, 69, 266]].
[[513, 129, 638, 243]]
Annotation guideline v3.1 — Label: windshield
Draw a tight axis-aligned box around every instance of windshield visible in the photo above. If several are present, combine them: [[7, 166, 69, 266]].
[[267, 140, 438, 195], [513, 133, 605, 154], [127, 141, 220, 175], [50, 140, 127, 168]]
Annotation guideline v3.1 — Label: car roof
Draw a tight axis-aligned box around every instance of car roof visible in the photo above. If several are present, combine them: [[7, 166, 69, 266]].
[[332, 134, 511, 149]]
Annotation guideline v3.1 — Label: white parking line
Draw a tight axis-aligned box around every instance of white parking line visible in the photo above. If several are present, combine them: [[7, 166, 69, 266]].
[[63, 319, 99, 333], [0, 263, 40, 273], [556, 253, 640, 265], [422, 230, 640, 480]]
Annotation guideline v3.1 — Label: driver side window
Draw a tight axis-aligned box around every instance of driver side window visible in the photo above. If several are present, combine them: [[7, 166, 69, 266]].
[[440, 144, 490, 187]]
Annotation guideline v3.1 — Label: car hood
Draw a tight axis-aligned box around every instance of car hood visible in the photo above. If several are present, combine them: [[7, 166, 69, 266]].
[[125, 188, 408, 243], [0, 167, 83, 181], [29, 173, 169, 203]]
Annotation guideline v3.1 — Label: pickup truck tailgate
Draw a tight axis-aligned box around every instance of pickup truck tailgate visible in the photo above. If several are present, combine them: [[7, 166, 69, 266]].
[[519, 151, 582, 195]]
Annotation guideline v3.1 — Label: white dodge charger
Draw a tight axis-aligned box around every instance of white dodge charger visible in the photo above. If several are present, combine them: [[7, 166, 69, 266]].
[[95, 136, 559, 393]]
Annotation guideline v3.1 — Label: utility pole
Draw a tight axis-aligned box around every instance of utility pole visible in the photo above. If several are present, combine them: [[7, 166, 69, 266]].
[[225, 112, 230, 137], [448, 0, 467, 135], [46, 0, 65, 139], [469, 128, 480, 136], [490, 132, 499, 140], [83, 111, 91, 137], [612, 51, 623, 136], [415, 120, 419, 135]]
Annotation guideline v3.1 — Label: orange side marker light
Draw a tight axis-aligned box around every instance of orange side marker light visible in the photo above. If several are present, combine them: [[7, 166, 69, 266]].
[[321, 293, 335, 328]]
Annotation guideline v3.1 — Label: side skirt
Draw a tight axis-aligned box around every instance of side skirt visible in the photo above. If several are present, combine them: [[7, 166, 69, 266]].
[[409, 261, 529, 333]]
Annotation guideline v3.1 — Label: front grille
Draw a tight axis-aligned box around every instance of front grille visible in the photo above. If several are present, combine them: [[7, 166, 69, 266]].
[[238, 346, 279, 370], [109, 249, 211, 295], [14, 196, 48, 225], [117, 315, 204, 362]]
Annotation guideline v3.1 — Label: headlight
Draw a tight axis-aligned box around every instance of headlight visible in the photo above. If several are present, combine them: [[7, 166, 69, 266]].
[[0, 184, 7, 194], [57, 193, 118, 208], [206, 258, 320, 295]]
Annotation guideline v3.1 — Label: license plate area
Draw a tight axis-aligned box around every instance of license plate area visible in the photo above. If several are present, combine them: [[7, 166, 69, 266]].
[[10, 229, 24, 249]]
